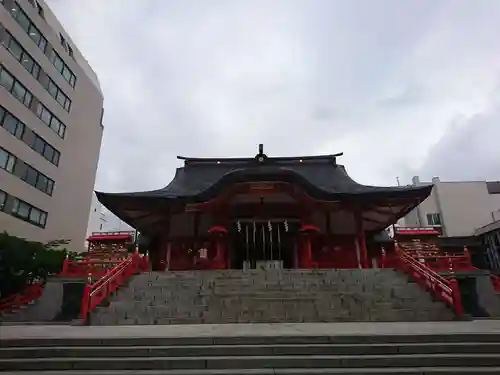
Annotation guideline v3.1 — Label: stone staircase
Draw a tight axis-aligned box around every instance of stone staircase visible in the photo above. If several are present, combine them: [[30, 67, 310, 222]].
[[91, 269, 455, 325], [1, 329, 500, 373]]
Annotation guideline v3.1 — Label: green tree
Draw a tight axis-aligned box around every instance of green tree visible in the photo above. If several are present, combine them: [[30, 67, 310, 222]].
[[0, 232, 71, 298]]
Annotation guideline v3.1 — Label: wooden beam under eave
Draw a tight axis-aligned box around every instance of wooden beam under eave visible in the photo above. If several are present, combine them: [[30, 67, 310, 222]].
[[362, 216, 386, 225]]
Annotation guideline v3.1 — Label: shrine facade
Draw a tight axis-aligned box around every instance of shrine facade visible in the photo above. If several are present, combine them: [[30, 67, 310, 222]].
[[96, 145, 433, 271]]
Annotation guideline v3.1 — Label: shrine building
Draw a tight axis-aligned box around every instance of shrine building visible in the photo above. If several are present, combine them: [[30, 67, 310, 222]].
[[96, 145, 433, 271]]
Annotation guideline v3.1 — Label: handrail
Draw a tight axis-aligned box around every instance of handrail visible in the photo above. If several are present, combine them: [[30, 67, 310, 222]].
[[0, 282, 44, 313], [395, 243, 463, 315], [80, 251, 148, 324]]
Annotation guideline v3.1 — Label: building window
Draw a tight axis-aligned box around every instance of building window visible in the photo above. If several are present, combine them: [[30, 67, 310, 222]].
[[2, 112, 25, 139], [11, 197, 47, 228], [59, 34, 68, 50], [0, 147, 16, 173], [50, 51, 76, 88], [2, 31, 72, 112], [27, 0, 44, 18], [2, 1, 75, 86], [35, 103, 66, 139], [0, 105, 61, 166], [7, 2, 47, 52], [1, 148, 55, 196], [3, 31, 41, 79], [426, 213, 442, 226], [0, 189, 6, 211], [36, 3, 45, 19], [0, 65, 33, 107]]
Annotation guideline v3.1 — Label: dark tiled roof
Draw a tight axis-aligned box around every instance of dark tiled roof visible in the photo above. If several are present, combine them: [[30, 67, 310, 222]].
[[97, 155, 431, 202], [95, 153, 433, 234]]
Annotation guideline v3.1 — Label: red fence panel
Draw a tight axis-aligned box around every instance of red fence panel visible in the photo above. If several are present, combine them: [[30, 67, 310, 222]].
[[61, 259, 122, 278], [395, 244, 463, 316], [0, 282, 44, 314], [491, 275, 500, 292]]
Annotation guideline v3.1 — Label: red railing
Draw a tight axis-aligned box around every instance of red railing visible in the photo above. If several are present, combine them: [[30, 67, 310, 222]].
[[397, 244, 500, 293], [405, 253, 473, 272], [395, 244, 463, 315], [80, 251, 149, 324], [491, 274, 500, 292], [0, 282, 44, 314]]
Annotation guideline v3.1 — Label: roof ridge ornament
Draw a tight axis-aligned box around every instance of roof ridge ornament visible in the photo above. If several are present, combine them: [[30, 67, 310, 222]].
[[256, 143, 267, 164]]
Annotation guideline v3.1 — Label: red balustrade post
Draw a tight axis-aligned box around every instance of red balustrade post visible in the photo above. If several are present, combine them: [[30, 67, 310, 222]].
[[463, 246, 472, 268], [61, 255, 69, 275], [447, 256, 463, 315], [142, 251, 149, 271], [80, 273, 93, 324], [394, 241, 403, 270], [447, 253, 454, 273]]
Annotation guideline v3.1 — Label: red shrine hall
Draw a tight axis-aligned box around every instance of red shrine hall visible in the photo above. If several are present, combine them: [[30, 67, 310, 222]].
[[96, 145, 433, 271]]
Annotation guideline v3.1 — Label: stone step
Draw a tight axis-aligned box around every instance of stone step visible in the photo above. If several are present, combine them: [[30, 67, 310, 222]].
[[121, 286, 432, 297], [2, 367, 500, 375], [1, 353, 499, 371], [2, 342, 500, 359], [100, 308, 449, 321], [4, 333, 500, 347]]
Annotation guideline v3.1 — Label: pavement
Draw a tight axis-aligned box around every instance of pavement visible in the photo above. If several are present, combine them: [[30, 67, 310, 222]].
[[2, 320, 500, 340]]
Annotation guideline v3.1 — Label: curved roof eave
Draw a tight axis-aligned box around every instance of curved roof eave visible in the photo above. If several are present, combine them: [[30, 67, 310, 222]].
[[95, 169, 433, 229], [96, 164, 433, 203]]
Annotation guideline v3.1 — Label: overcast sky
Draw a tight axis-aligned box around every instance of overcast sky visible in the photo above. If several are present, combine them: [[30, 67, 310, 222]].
[[46, 0, 500, 193]]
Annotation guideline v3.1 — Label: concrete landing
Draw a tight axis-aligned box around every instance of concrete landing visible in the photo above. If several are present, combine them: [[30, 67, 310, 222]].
[[2, 320, 500, 340], [0, 279, 85, 324], [2, 321, 500, 373]]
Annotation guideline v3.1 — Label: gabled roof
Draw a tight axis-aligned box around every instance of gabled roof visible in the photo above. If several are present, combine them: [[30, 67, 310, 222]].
[[96, 148, 433, 233]]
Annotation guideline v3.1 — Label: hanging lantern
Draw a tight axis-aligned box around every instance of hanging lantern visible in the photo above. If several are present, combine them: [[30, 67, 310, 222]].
[[237, 221, 242, 233], [207, 225, 228, 234], [268, 220, 272, 232], [284, 220, 289, 232], [300, 224, 320, 233]]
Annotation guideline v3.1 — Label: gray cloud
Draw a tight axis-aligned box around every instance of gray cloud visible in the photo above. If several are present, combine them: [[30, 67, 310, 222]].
[[46, 0, 500, 191], [418, 88, 500, 181]]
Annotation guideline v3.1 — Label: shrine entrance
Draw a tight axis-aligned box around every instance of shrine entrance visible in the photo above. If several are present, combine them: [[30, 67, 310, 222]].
[[229, 219, 298, 269]]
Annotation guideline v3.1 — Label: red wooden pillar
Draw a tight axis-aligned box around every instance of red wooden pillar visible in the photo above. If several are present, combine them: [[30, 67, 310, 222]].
[[299, 233, 314, 268], [208, 226, 228, 269], [299, 224, 319, 269], [158, 241, 167, 271], [355, 209, 369, 269]]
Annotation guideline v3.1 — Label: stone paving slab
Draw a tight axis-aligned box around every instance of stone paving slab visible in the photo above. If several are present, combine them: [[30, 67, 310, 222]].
[[4, 369, 500, 375], [1, 321, 500, 340]]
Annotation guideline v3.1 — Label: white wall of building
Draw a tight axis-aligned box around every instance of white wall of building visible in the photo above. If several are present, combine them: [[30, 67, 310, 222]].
[[101, 209, 134, 232], [404, 177, 500, 237]]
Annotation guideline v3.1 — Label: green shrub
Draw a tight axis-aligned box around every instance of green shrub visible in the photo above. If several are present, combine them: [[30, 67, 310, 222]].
[[0, 232, 71, 298]]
